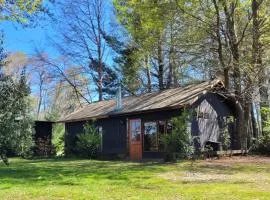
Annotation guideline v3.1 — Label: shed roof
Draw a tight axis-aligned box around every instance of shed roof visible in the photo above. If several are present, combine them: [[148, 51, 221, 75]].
[[59, 79, 223, 123]]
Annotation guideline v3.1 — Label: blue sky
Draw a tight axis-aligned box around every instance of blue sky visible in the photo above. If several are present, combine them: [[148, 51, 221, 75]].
[[1, 1, 120, 103], [2, 20, 57, 56]]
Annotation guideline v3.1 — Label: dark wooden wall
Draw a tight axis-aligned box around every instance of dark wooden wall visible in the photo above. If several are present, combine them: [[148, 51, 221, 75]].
[[65, 121, 86, 155], [191, 93, 237, 150], [34, 121, 53, 142], [34, 121, 54, 156], [65, 117, 127, 156], [64, 93, 237, 158], [64, 109, 181, 157]]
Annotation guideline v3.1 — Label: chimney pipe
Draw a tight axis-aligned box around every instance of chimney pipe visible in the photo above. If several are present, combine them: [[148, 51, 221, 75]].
[[116, 81, 122, 110]]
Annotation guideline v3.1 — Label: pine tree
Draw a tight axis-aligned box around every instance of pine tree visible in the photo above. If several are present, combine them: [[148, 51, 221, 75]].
[[0, 35, 34, 165]]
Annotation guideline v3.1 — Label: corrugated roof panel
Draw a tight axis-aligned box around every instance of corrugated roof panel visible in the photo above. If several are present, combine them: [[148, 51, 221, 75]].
[[59, 79, 223, 122]]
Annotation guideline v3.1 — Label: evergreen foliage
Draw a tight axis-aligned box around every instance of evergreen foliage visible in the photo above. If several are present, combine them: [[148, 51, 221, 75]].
[[161, 110, 194, 162], [0, 35, 34, 164], [52, 123, 65, 156], [76, 122, 101, 159], [251, 107, 270, 155]]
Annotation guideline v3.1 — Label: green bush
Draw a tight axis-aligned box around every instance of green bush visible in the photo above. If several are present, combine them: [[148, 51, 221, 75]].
[[76, 122, 101, 159], [52, 123, 65, 156], [251, 134, 270, 156], [35, 137, 55, 157], [261, 106, 270, 135], [161, 110, 194, 162], [251, 106, 270, 155]]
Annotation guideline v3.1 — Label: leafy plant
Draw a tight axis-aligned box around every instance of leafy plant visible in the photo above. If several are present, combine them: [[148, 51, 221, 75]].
[[251, 134, 270, 156], [35, 137, 55, 157], [161, 110, 194, 162], [76, 122, 101, 159], [0, 63, 34, 164], [250, 107, 270, 155], [221, 125, 231, 151], [261, 106, 270, 135], [52, 123, 65, 156]]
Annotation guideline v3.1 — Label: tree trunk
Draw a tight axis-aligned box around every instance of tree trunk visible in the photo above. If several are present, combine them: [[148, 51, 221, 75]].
[[244, 103, 253, 150], [223, 1, 247, 150], [223, 2, 241, 95], [234, 99, 245, 150], [212, 0, 229, 89], [97, 0, 103, 101], [251, 103, 259, 138], [252, 0, 264, 136], [98, 59, 103, 101], [167, 47, 173, 89], [37, 81, 43, 119], [167, 23, 174, 89], [157, 40, 164, 90], [145, 57, 152, 92]]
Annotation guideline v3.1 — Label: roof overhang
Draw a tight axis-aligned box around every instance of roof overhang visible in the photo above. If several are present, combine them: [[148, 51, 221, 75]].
[[57, 79, 225, 123]]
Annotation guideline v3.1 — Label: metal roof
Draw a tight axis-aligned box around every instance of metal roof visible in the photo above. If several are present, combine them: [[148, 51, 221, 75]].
[[59, 79, 223, 123]]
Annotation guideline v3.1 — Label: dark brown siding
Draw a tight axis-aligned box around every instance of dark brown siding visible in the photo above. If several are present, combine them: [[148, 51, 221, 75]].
[[34, 121, 53, 141], [64, 93, 236, 158], [96, 117, 127, 155], [34, 121, 54, 156], [65, 121, 86, 155], [65, 118, 127, 156]]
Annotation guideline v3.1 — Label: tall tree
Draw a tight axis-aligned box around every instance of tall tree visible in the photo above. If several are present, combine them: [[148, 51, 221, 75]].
[[113, 0, 270, 150], [174, 0, 270, 149], [51, 0, 116, 101], [0, 0, 51, 25], [113, 0, 169, 90], [0, 38, 33, 164], [0, 0, 50, 164]]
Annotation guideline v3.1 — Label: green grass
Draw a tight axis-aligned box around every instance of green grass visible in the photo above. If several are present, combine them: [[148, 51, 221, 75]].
[[0, 157, 270, 200]]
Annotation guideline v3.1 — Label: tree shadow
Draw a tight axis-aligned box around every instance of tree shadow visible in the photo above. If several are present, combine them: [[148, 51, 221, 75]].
[[0, 158, 169, 187]]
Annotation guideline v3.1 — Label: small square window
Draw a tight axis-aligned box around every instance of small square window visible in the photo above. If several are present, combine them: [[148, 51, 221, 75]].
[[198, 112, 204, 118], [204, 113, 210, 119]]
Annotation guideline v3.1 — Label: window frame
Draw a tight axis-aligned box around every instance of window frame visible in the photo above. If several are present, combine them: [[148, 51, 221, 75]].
[[143, 119, 171, 153], [130, 119, 142, 144]]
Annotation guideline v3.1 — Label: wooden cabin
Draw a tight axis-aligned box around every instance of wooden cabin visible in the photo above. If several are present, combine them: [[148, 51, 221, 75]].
[[59, 79, 238, 160]]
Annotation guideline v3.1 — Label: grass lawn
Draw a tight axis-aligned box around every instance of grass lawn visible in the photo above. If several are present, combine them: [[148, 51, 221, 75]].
[[0, 156, 270, 200]]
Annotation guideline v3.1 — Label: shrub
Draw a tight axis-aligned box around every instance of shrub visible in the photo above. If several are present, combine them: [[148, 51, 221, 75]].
[[52, 123, 65, 156], [261, 106, 270, 135], [161, 110, 194, 162], [251, 134, 270, 156], [35, 137, 55, 157], [76, 122, 101, 159], [250, 107, 270, 155]]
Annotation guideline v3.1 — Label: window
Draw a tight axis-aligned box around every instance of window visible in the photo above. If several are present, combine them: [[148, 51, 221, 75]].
[[197, 112, 210, 119], [203, 113, 210, 119], [144, 122, 158, 151], [142, 120, 175, 152], [198, 112, 204, 118], [131, 120, 141, 142]]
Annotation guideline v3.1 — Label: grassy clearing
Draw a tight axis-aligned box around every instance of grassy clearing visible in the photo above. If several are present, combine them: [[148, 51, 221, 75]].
[[0, 157, 270, 200]]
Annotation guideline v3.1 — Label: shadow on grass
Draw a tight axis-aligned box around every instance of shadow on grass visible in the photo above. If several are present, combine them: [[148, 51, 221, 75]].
[[0, 158, 169, 187], [1, 158, 270, 188]]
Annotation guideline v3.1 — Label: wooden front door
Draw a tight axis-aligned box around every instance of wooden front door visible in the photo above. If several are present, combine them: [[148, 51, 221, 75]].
[[129, 119, 142, 160]]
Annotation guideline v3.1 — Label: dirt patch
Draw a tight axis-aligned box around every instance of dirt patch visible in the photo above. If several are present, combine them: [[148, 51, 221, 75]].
[[159, 156, 270, 184], [201, 155, 270, 165]]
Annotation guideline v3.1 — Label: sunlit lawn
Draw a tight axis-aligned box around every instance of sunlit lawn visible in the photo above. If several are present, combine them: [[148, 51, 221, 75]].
[[0, 156, 270, 200]]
